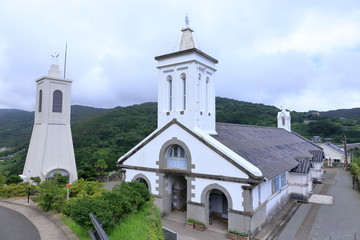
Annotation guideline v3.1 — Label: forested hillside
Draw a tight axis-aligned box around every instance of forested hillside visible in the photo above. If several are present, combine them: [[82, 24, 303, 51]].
[[0, 105, 108, 147], [320, 108, 360, 119], [1, 97, 360, 176]]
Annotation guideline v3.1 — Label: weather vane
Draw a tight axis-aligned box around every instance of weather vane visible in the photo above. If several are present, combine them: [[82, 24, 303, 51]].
[[50, 52, 60, 64], [185, 14, 189, 27]]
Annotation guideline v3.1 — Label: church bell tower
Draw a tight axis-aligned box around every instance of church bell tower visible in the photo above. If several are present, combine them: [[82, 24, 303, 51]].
[[155, 17, 218, 134], [23, 62, 78, 183], [277, 108, 291, 132]]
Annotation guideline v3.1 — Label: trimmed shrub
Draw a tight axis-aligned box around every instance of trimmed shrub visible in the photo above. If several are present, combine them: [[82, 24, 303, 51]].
[[35, 180, 67, 212], [0, 183, 34, 198], [69, 179, 107, 198], [6, 175, 23, 185], [64, 181, 151, 232]]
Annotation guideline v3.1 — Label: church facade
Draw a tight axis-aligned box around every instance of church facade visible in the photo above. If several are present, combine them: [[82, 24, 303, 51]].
[[117, 22, 323, 235]]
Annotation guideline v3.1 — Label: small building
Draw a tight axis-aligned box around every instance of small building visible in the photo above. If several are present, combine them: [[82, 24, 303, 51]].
[[117, 20, 323, 236], [319, 142, 348, 164]]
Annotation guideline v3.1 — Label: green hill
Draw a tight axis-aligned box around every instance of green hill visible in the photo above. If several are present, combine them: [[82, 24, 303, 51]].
[[0, 105, 108, 147], [1, 97, 360, 176], [320, 108, 360, 119]]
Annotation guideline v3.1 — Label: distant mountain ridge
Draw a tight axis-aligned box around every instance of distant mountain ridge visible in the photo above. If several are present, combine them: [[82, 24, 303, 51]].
[[1, 97, 360, 175], [320, 108, 360, 119]]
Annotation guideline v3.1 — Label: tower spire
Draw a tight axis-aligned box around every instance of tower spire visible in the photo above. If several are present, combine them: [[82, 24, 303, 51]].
[[180, 15, 195, 51]]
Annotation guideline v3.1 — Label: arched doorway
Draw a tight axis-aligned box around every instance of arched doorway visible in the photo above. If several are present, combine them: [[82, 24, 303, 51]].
[[46, 169, 70, 183], [170, 175, 187, 212], [209, 189, 228, 222], [201, 184, 232, 230]]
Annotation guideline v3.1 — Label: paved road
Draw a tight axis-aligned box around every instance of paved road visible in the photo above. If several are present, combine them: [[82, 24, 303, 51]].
[[0, 205, 40, 240], [278, 167, 360, 240], [0, 199, 78, 240]]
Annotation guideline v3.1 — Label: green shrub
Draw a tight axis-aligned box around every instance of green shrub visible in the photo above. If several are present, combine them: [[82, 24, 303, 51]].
[[64, 197, 116, 231], [229, 229, 249, 237], [350, 162, 360, 176], [0, 183, 33, 198], [30, 176, 41, 185], [6, 175, 23, 185], [35, 180, 66, 212], [69, 179, 106, 198], [186, 218, 204, 226], [63, 181, 151, 232]]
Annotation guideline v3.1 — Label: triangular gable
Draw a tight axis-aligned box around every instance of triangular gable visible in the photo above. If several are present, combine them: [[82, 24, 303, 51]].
[[117, 119, 263, 181]]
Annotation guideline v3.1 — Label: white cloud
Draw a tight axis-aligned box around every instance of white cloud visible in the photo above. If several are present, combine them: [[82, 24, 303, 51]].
[[255, 11, 360, 55], [0, 0, 360, 112]]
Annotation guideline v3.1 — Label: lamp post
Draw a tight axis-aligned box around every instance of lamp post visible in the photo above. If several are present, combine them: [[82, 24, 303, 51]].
[[66, 184, 71, 200]]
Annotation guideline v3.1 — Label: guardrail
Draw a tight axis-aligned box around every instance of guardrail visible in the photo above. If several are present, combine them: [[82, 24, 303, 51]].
[[88, 213, 109, 240]]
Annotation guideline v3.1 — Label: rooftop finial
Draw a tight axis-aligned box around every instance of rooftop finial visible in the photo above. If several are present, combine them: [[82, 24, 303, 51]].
[[185, 14, 189, 27], [50, 52, 60, 64]]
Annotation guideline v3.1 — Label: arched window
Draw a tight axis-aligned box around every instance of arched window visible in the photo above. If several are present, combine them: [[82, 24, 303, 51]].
[[52, 90, 63, 113], [181, 73, 186, 110], [198, 74, 202, 110], [38, 90, 43, 113], [167, 76, 172, 111], [166, 144, 187, 170], [282, 116, 285, 126], [206, 77, 210, 112]]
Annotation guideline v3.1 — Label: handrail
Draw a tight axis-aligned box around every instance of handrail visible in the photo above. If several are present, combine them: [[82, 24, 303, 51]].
[[88, 213, 109, 240]]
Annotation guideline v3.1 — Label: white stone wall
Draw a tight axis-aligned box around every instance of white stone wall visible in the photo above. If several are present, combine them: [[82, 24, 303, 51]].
[[120, 124, 250, 179], [311, 162, 324, 181], [288, 172, 311, 199]]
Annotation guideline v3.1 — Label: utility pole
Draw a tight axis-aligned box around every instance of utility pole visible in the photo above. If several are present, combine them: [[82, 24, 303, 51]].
[[343, 134, 348, 169]]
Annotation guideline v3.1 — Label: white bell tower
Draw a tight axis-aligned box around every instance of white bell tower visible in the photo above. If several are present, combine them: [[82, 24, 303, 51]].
[[277, 108, 291, 132], [23, 63, 78, 183], [155, 17, 218, 134]]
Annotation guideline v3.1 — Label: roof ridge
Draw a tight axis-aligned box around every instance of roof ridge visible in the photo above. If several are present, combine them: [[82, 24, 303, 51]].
[[216, 122, 280, 130]]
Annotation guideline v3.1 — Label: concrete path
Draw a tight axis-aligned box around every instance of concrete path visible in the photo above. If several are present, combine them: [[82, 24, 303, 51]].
[[0, 205, 40, 240], [0, 198, 78, 240], [278, 167, 360, 240], [163, 212, 228, 240]]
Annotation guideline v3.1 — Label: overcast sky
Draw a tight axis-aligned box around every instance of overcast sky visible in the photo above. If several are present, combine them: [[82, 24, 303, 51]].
[[1, 0, 359, 112]]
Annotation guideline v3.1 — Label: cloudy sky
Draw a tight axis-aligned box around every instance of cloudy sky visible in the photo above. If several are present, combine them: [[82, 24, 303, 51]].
[[1, 0, 359, 112]]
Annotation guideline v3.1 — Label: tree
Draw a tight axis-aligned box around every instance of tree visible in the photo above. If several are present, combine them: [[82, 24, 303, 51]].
[[78, 164, 97, 180], [95, 159, 108, 176]]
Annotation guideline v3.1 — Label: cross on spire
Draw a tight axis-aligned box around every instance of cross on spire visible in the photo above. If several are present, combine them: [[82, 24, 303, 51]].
[[185, 14, 189, 27]]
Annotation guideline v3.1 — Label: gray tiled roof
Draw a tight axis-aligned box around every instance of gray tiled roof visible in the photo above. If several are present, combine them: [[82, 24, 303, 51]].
[[323, 142, 345, 155], [291, 158, 312, 174], [212, 122, 323, 179]]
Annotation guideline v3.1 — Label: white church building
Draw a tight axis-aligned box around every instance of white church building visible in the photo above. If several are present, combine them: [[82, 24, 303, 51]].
[[117, 22, 324, 235]]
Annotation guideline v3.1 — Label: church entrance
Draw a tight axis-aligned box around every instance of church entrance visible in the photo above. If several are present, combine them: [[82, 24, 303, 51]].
[[170, 175, 187, 212], [208, 189, 228, 229]]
